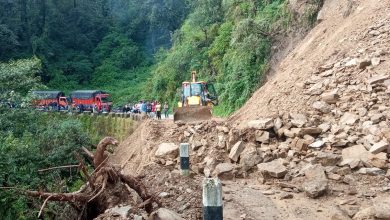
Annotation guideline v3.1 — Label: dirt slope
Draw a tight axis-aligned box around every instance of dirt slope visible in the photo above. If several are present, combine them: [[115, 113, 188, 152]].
[[106, 1, 390, 219], [110, 120, 181, 175], [230, 0, 390, 127]]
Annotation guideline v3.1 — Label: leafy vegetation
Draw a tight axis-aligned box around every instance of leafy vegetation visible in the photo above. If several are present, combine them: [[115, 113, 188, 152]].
[[0, 55, 134, 219], [0, 0, 191, 106], [147, 0, 293, 116]]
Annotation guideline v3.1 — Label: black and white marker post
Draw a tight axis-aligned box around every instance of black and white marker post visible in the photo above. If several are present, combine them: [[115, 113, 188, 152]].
[[180, 143, 190, 176], [203, 178, 223, 220]]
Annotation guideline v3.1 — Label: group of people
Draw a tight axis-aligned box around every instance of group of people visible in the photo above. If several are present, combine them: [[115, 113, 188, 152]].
[[122, 101, 169, 119]]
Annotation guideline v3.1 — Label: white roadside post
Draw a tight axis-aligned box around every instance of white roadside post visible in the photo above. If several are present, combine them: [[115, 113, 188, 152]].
[[203, 178, 223, 220], [180, 143, 190, 176]]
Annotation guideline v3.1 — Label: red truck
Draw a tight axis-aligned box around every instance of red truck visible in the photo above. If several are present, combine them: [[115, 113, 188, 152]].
[[32, 91, 68, 110], [70, 90, 112, 113]]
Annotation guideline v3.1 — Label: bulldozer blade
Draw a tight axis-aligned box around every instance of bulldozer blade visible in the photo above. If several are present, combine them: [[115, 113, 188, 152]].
[[173, 106, 212, 122]]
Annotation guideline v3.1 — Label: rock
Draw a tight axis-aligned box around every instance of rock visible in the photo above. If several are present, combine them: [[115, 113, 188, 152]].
[[312, 101, 331, 113], [303, 164, 328, 198], [340, 113, 358, 125], [290, 137, 308, 151], [257, 159, 287, 178], [255, 131, 270, 143], [340, 145, 369, 168], [284, 128, 301, 138], [229, 141, 245, 162], [240, 144, 262, 171], [184, 131, 191, 137], [299, 127, 323, 136], [357, 167, 386, 175], [192, 141, 203, 151], [367, 74, 389, 85], [327, 173, 342, 181], [104, 205, 131, 219], [331, 211, 352, 220], [309, 139, 325, 148], [337, 167, 352, 176], [213, 163, 235, 180], [216, 126, 229, 133], [290, 113, 307, 127], [308, 82, 324, 95], [227, 129, 240, 150], [248, 118, 274, 130], [149, 208, 184, 220], [155, 143, 179, 159], [304, 164, 327, 179], [321, 92, 340, 104], [274, 117, 283, 131], [303, 179, 328, 198], [369, 140, 389, 154], [319, 123, 331, 132], [373, 196, 390, 219], [217, 135, 226, 149], [368, 152, 387, 168], [358, 58, 371, 69], [371, 57, 381, 66], [262, 190, 275, 195], [345, 58, 358, 67], [313, 152, 342, 166], [353, 207, 375, 220], [371, 113, 383, 124], [159, 192, 170, 198], [357, 107, 368, 117], [280, 192, 294, 200]]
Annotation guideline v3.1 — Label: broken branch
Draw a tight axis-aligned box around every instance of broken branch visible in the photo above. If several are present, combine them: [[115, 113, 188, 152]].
[[38, 165, 80, 173], [82, 147, 94, 160], [38, 195, 53, 218]]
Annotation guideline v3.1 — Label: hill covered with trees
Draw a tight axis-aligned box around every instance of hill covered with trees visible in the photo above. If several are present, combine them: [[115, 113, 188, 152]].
[[0, 0, 322, 115]]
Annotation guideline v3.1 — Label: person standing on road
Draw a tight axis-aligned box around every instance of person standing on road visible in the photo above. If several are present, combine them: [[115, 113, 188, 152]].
[[163, 102, 169, 119], [156, 102, 162, 120]]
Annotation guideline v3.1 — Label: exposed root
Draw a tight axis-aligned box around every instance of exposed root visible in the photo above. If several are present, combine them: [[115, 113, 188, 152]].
[[2, 136, 159, 218]]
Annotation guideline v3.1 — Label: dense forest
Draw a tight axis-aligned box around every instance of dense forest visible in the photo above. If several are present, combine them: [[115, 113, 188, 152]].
[[0, 0, 190, 103], [0, 0, 322, 218], [0, 0, 321, 114]]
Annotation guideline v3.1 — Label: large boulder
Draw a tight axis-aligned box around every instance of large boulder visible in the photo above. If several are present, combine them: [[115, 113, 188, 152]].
[[257, 159, 287, 178], [248, 118, 274, 130], [229, 141, 245, 162], [155, 143, 179, 159], [303, 179, 328, 199], [340, 145, 369, 168], [240, 144, 263, 171], [213, 163, 235, 180], [303, 164, 328, 198]]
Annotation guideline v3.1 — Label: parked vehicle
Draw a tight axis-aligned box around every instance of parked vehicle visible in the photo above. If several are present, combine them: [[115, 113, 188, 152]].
[[32, 91, 68, 111], [70, 90, 112, 113]]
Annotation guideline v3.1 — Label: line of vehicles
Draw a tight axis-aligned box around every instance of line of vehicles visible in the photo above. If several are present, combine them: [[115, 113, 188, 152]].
[[31, 71, 219, 120], [32, 90, 113, 113]]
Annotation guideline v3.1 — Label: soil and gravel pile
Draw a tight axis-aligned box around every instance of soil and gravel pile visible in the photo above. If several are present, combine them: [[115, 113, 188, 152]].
[[102, 0, 390, 219]]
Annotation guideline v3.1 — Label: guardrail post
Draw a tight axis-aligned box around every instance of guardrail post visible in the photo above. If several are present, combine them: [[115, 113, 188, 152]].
[[180, 143, 190, 176], [203, 178, 223, 220]]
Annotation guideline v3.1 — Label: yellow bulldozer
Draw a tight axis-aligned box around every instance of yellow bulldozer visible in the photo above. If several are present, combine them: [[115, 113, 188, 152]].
[[173, 71, 218, 122]]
